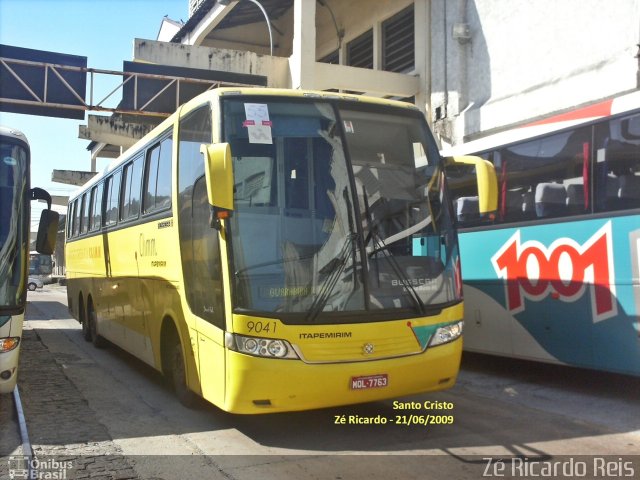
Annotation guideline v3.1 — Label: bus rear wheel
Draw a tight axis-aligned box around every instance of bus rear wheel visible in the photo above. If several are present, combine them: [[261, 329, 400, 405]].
[[81, 314, 91, 341], [171, 340, 198, 408], [79, 296, 91, 342], [87, 302, 107, 348]]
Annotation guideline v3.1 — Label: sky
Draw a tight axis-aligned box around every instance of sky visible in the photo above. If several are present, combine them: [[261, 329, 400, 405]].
[[0, 0, 187, 230]]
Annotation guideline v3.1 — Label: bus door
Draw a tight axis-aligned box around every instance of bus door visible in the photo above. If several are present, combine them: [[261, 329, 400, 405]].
[[181, 175, 226, 404], [177, 105, 226, 405]]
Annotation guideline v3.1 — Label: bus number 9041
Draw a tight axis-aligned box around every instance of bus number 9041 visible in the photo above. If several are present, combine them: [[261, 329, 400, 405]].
[[246, 320, 277, 334]]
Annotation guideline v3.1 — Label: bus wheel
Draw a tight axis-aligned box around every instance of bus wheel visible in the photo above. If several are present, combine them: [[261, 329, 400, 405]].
[[81, 314, 91, 342], [79, 296, 91, 342], [88, 302, 107, 349], [171, 340, 198, 408]]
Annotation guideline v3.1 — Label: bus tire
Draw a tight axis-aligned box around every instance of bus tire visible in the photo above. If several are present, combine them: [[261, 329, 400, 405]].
[[87, 300, 107, 349], [171, 339, 198, 408], [78, 295, 91, 342], [81, 314, 91, 341]]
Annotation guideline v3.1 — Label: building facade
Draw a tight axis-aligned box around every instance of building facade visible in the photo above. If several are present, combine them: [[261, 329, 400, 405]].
[[137, 0, 640, 147]]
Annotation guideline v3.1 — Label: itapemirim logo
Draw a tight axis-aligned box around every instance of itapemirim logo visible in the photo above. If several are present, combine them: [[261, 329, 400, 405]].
[[7, 456, 73, 480]]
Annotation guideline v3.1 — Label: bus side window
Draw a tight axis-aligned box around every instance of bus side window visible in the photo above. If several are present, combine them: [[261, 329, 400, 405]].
[[104, 171, 122, 226], [594, 113, 640, 212], [498, 127, 590, 222], [189, 176, 224, 328], [144, 135, 172, 214], [120, 156, 143, 222], [88, 184, 103, 232], [80, 193, 89, 235], [445, 161, 482, 227], [67, 200, 76, 238], [72, 197, 81, 237]]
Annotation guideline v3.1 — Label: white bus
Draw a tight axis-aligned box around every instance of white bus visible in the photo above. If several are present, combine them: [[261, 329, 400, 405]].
[[0, 126, 58, 393]]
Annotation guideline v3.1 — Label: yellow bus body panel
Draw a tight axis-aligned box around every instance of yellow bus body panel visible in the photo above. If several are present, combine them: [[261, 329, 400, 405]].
[[219, 303, 463, 413], [223, 336, 461, 414]]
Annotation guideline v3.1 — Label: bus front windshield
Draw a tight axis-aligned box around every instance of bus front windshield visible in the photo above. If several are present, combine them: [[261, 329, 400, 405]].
[[223, 98, 460, 323], [0, 141, 29, 312]]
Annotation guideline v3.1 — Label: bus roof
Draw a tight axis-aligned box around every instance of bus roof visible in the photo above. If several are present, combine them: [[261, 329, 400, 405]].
[[0, 125, 29, 146], [442, 90, 640, 157]]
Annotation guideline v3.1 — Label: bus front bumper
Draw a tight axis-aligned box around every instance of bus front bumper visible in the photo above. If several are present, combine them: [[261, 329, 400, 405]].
[[221, 338, 462, 414]]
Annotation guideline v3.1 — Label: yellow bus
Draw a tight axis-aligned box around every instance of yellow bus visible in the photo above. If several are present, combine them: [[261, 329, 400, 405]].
[[65, 88, 495, 413]]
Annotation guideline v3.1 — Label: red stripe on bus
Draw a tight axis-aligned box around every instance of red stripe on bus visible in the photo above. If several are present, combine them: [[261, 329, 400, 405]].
[[525, 99, 614, 127]]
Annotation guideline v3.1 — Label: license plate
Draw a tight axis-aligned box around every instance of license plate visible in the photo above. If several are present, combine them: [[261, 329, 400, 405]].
[[350, 374, 388, 390]]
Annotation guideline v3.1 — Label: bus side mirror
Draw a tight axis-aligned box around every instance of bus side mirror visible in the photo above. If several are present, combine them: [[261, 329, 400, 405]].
[[445, 155, 498, 217], [201, 142, 234, 229], [36, 209, 59, 255], [30, 187, 52, 209]]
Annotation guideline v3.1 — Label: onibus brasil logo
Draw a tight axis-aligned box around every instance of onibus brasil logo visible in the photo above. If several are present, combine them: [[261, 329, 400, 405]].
[[8, 456, 73, 479], [491, 221, 616, 323]]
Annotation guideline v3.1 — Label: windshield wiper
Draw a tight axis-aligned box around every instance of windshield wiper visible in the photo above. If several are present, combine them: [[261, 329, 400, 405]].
[[305, 188, 360, 323], [304, 232, 358, 322], [362, 187, 426, 316]]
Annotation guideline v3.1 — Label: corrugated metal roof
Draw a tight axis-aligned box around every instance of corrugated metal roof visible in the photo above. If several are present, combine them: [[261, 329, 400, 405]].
[[172, 0, 293, 43]]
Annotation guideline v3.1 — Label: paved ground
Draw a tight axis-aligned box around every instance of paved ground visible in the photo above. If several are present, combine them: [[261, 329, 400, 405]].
[[0, 391, 21, 456], [1, 285, 639, 480], [0, 316, 138, 479]]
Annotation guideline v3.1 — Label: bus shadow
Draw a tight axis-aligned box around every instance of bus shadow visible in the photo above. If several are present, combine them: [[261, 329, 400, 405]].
[[459, 351, 640, 406], [97, 334, 640, 454], [25, 300, 69, 321]]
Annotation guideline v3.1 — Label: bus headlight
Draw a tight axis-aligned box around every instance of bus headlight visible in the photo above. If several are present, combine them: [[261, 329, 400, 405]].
[[226, 333, 299, 359], [0, 337, 20, 353], [429, 321, 463, 347]]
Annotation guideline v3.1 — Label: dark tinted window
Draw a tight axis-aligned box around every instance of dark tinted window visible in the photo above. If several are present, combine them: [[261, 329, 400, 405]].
[[104, 171, 121, 226], [120, 156, 143, 221], [67, 200, 75, 238], [72, 198, 81, 237], [80, 193, 91, 234], [594, 112, 640, 212], [177, 105, 224, 328], [89, 183, 103, 231], [144, 135, 173, 214], [448, 127, 592, 226]]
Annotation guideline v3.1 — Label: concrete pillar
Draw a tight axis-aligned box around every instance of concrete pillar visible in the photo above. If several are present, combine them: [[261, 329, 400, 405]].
[[290, 0, 316, 89], [91, 150, 97, 173], [414, 0, 430, 116]]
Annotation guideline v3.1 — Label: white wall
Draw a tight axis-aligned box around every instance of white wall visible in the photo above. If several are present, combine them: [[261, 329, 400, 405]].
[[431, 0, 640, 146]]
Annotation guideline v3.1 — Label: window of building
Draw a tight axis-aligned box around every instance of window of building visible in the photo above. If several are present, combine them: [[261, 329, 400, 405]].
[[319, 49, 339, 65], [346, 29, 373, 69], [382, 5, 415, 73]]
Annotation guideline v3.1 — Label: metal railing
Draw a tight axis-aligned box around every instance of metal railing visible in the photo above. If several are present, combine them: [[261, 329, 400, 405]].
[[0, 57, 258, 118]]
